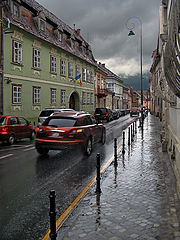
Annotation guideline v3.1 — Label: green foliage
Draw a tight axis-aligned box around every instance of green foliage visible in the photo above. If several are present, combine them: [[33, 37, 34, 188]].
[[120, 72, 150, 91]]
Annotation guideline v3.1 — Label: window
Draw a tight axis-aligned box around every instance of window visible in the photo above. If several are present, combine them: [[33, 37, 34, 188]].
[[13, 40, 22, 64], [12, 85, 21, 104], [86, 70, 90, 82], [40, 20, 45, 31], [50, 55, 57, 73], [101, 78, 104, 89], [83, 116, 92, 126], [82, 92, 86, 104], [90, 71, 94, 84], [33, 48, 41, 69], [33, 87, 40, 104], [68, 62, 73, 78], [61, 90, 66, 104], [89, 115, 96, 124], [87, 93, 90, 104], [13, 3, 19, 18], [19, 117, 28, 125], [76, 64, 80, 76], [60, 59, 66, 75], [91, 93, 93, 104], [59, 33, 62, 42], [10, 117, 18, 125], [97, 74, 100, 87], [82, 68, 86, 81], [51, 89, 56, 104]]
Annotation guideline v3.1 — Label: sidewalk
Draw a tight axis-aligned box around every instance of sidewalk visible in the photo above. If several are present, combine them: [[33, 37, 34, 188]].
[[57, 115, 180, 240]]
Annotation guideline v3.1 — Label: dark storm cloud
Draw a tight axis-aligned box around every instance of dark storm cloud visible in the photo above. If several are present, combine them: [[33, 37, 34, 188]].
[[38, 0, 161, 75]]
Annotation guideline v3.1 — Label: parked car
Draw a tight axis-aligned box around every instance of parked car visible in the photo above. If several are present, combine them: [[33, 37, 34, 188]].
[[112, 109, 119, 120], [0, 115, 35, 145], [35, 111, 106, 156], [38, 108, 75, 126], [130, 107, 139, 117], [120, 109, 126, 116], [94, 108, 113, 122]]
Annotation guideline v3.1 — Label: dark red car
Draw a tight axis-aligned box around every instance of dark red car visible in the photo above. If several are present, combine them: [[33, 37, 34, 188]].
[[35, 111, 106, 156], [0, 115, 35, 144], [130, 107, 139, 117]]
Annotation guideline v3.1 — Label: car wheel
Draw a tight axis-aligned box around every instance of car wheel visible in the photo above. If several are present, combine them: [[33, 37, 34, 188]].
[[36, 147, 49, 155], [100, 129, 106, 144], [84, 137, 92, 156], [30, 131, 36, 140], [8, 135, 15, 145]]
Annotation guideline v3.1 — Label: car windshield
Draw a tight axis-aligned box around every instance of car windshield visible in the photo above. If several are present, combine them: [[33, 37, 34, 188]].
[[96, 108, 106, 114], [0, 117, 7, 125], [43, 117, 78, 128]]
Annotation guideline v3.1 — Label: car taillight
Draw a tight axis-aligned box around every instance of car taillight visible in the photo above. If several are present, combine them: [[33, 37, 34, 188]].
[[130, 110, 132, 112], [1, 126, 8, 132], [94, 112, 96, 116], [106, 112, 108, 116], [71, 129, 83, 133], [137, 110, 139, 112]]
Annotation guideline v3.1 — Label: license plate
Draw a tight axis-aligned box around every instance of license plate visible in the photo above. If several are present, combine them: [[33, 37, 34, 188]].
[[52, 132, 59, 137]]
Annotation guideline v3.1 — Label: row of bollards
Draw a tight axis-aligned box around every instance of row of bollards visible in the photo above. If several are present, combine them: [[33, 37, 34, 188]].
[[47, 119, 138, 238]]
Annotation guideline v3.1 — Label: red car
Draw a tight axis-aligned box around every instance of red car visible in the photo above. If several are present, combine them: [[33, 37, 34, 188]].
[[35, 111, 106, 156], [130, 107, 139, 117], [0, 115, 35, 144]]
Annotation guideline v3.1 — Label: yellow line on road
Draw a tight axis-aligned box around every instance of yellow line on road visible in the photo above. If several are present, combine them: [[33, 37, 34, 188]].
[[42, 144, 122, 240]]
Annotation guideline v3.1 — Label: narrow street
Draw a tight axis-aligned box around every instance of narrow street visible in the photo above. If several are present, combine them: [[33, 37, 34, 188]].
[[0, 115, 131, 240]]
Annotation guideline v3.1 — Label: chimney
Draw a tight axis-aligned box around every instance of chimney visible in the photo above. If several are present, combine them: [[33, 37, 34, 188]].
[[102, 63, 105, 67], [76, 29, 81, 35], [99, 62, 101, 65]]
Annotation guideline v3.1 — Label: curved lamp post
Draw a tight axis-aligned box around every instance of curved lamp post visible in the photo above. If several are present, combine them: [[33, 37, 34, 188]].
[[126, 16, 143, 128]]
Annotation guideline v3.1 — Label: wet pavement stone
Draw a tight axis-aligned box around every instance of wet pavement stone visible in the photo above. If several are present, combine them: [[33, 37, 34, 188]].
[[57, 115, 180, 240]]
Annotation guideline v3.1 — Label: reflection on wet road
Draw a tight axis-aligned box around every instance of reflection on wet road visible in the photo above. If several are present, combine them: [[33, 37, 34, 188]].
[[0, 115, 132, 240]]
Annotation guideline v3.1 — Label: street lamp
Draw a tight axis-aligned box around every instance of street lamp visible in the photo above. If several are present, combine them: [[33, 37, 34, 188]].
[[126, 16, 143, 127]]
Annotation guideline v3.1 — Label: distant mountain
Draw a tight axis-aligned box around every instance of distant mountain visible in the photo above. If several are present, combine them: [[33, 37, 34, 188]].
[[120, 72, 151, 91]]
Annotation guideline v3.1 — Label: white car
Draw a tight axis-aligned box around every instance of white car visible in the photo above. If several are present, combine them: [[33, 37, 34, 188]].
[[38, 108, 75, 126]]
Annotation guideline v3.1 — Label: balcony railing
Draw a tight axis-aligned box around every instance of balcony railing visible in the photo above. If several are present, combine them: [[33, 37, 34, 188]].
[[96, 87, 108, 96]]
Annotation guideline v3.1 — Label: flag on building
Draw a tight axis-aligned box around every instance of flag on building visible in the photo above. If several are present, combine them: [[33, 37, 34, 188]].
[[75, 74, 82, 86]]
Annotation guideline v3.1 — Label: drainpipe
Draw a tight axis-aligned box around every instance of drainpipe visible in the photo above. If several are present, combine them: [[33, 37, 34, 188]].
[[1, 12, 11, 114]]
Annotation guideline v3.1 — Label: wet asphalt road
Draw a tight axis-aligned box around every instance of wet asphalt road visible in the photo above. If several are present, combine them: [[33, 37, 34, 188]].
[[0, 114, 132, 240]]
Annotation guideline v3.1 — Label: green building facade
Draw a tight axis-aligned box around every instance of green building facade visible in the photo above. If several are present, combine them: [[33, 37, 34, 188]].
[[2, 0, 97, 125]]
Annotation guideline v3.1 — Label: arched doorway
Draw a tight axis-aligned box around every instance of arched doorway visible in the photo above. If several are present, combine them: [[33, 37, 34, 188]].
[[69, 92, 80, 111]]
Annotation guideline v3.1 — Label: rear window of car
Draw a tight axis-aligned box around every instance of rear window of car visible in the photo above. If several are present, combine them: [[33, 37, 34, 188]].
[[43, 117, 78, 128], [95, 108, 106, 114], [132, 108, 138, 110], [0, 117, 7, 125]]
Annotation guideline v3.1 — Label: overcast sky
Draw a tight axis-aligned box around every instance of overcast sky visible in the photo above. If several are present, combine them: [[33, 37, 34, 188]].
[[38, 0, 161, 76]]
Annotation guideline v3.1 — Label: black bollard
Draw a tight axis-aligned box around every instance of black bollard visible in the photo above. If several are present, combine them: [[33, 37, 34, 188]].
[[96, 153, 101, 193], [114, 138, 118, 166], [135, 120, 137, 134], [128, 127, 130, 146], [49, 190, 57, 240], [122, 131, 125, 154], [131, 125, 134, 142]]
